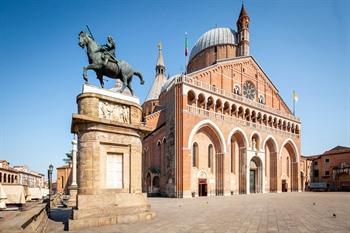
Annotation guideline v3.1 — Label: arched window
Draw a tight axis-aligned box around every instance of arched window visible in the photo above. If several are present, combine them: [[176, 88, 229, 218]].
[[258, 95, 265, 104], [192, 142, 198, 167], [187, 90, 196, 106], [7, 174, 10, 183], [287, 157, 290, 177], [61, 176, 64, 189], [234, 85, 241, 95], [208, 144, 213, 170], [0, 172, 2, 183], [3, 173, 6, 183]]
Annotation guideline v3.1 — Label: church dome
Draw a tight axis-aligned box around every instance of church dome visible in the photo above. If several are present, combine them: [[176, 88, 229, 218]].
[[189, 27, 237, 61]]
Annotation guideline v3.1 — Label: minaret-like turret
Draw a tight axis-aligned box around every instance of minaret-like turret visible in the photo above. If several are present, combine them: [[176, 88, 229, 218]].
[[156, 43, 165, 75], [236, 4, 250, 56], [143, 43, 168, 116]]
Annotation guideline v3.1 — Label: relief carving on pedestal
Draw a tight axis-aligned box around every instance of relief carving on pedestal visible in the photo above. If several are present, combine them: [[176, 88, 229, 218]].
[[99, 101, 130, 124]]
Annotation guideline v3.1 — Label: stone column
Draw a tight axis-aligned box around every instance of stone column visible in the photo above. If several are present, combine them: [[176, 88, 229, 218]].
[[246, 161, 250, 194], [71, 135, 78, 186], [68, 135, 78, 207]]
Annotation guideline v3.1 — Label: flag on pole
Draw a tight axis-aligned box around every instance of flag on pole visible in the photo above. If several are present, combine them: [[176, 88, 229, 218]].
[[292, 90, 298, 115], [292, 90, 298, 102], [185, 32, 188, 57]]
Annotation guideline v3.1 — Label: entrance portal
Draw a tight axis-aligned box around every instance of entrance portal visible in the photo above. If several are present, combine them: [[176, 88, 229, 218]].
[[282, 180, 288, 192], [198, 179, 207, 196], [250, 170, 256, 193], [249, 156, 262, 193]]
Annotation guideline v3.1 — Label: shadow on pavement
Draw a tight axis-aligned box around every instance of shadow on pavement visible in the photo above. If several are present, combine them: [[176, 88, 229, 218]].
[[49, 208, 72, 231]]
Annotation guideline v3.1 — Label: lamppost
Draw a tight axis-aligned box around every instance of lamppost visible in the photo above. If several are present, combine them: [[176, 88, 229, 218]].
[[48, 164, 53, 217]]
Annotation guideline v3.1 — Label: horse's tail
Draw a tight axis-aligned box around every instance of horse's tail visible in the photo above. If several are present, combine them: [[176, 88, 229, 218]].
[[133, 71, 145, 85]]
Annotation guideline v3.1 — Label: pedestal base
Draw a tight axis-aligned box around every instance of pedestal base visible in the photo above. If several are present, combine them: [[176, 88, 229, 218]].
[[69, 85, 155, 231], [67, 186, 78, 207], [68, 193, 155, 230]]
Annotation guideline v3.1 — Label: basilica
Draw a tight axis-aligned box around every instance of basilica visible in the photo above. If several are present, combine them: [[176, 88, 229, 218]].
[[142, 5, 301, 198]]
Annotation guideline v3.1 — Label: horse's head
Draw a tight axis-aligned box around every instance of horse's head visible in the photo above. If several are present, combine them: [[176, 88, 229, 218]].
[[78, 31, 89, 48]]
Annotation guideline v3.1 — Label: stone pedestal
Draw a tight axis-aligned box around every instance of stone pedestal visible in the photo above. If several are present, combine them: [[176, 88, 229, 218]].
[[67, 185, 77, 207], [67, 136, 78, 207], [68, 84, 155, 230]]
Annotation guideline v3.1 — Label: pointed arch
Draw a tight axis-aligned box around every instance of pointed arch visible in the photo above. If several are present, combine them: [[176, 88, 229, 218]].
[[187, 119, 226, 154], [280, 139, 299, 192], [227, 127, 248, 194], [227, 127, 249, 147], [263, 135, 279, 192], [262, 135, 279, 152], [279, 139, 299, 162]]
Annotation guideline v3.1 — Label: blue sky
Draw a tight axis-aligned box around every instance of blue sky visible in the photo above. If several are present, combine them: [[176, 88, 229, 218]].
[[0, 0, 349, 177]]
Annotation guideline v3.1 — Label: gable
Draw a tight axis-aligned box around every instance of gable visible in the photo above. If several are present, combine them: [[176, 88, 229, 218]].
[[189, 56, 293, 116]]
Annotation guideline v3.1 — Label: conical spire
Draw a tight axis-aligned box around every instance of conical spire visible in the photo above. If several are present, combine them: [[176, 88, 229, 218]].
[[237, 3, 250, 25], [156, 42, 165, 75], [239, 4, 248, 18], [145, 43, 168, 102]]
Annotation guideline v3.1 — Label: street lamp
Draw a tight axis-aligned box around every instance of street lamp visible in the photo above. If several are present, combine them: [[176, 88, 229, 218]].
[[48, 164, 53, 217]]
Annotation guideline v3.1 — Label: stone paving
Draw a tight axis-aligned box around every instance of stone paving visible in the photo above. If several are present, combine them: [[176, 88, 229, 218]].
[[47, 192, 350, 233]]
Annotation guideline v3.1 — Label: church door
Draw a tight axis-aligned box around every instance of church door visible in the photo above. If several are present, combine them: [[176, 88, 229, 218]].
[[249, 170, 256, 193], [198, 179, 207, 196]]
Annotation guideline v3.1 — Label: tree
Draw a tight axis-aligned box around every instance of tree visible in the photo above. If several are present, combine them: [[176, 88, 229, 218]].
[[63, 152, 72, 165]]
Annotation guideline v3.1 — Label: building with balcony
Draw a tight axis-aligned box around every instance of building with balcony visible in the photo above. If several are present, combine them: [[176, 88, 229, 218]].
[[142, 4, 301, 197]]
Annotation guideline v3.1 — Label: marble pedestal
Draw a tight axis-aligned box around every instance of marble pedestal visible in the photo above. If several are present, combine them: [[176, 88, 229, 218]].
[[68, 84, 155, 230]]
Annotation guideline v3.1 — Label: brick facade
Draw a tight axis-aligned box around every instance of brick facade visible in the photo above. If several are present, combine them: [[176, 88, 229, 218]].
[[142, 5, 302, 198], [56, 164, 72, 194], [303, 146, 350, 191]]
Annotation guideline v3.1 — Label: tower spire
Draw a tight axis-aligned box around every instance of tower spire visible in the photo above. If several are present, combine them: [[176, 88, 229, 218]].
[[156, 42, 165, 75], [236, 3, 250, 56], [145, 43, 168, 103]]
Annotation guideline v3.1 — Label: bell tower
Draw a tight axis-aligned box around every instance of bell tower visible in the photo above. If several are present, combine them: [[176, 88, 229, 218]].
[[236, 4, 250, 56]]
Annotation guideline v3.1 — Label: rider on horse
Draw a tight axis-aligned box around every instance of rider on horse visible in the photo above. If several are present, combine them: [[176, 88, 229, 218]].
[[100, 35, 117, 66]]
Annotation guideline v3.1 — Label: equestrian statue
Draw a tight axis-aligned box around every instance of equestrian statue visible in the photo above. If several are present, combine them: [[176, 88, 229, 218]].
[[78, 28, 144, 95]]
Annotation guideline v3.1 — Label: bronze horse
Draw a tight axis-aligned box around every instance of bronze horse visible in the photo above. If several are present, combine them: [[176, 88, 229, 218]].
[[78, 31, 144, 95]]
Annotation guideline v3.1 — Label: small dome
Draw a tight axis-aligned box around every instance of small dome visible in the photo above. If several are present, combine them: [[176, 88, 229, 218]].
[[189, 27, 237, 61]]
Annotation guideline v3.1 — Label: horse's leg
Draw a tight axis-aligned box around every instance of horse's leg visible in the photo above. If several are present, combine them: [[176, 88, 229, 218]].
[[84, 63, 103, 86], [97, 73, 104, 88], [119, 74, 128, 93], [83, 66, 88, 83], [127, 77, 134, 96]]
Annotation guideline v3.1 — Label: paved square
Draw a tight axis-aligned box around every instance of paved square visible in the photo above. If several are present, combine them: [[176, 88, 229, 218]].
[[48, 192, 350, 233]]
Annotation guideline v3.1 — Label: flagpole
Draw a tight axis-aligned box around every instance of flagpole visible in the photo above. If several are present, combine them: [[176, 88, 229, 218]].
[[292, 90, 297, 116], [185, 32, 188, 76]]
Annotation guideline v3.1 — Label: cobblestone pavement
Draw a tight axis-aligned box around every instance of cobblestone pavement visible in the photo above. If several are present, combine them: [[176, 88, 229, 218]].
[[47, 192, 350, 233]]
